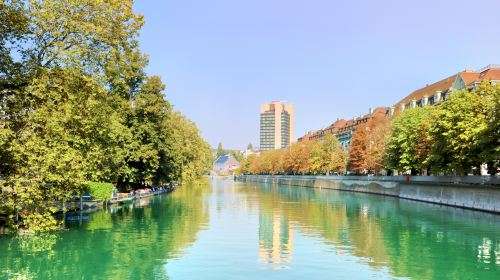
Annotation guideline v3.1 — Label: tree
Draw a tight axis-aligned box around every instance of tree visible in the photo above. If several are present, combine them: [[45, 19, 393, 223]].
[[0, 0, 213, 232], [270, 150, 285, 175], [0, 0, 28, 91], [310, 133, 346, 175], [476, 82, 500, 174], [249, 153, 262, 175], [216, 143, 225, 158], [151, 110, 211, 185], [349, 116, 391, 174], [348, 124, 370, 174], [228, 150, 244, 162], [1, 67, 126, 231], [247, 143, 253, 151], [428, 88, 489, 175], [22, 0, 144, 74], [385, 107, 435, 175], [238, 154, 256, 175], [283, 141, 313, 174], [124, 76, 171, 186]]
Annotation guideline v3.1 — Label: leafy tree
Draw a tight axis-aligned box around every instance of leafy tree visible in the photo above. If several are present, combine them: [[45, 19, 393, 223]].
[[428, 89, 489, 175], [227, 150, 242, 162], [349, 116, 391, 174], [1, 67, 125, 231], [238, 154, 255, 175], [310, 133, 346, 175], [349, 124, 370, 174], [216, 143, 225, 158], [385, 107, 435, 175], [0, 0, 28, 89], [283, 140, 313, 175], [258, 151, 273, 174], [125, 76, 171, 186], [476, 82, 500, 174], [160, 111, 212, 183], [0, 0, 213, 232], [270, 150, 285, 175], [249, 153, 262, 175], [22, 0, 144, 74], [254, 150, 283, 175]]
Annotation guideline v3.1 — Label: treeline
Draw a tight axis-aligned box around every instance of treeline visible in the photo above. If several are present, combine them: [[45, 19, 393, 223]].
[[0, 0, 212, 231], [240, 82, 500, 176], [239, 133, 347, 175], [385, 82, 499, 176], [215, 142, 247, 162]]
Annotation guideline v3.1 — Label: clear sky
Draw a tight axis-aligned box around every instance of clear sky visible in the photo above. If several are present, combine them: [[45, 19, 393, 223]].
[[134, 0, 500, 150]]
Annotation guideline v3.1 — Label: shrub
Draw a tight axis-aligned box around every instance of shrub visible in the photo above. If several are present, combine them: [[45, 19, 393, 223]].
[[82, 182, 114, 201]]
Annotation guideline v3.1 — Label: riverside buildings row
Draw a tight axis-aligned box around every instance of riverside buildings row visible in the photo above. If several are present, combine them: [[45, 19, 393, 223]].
[[296, 64, 500, 149], [393, 64, 500, 114], [298, 107, 389, 149], [258, 65, 500, 152]]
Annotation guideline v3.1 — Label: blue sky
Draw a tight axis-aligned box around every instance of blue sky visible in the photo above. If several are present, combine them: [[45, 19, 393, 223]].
[[134, 0, 500, 150]]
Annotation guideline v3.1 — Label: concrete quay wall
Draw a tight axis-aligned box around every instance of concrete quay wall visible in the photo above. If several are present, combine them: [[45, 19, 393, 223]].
[[237, 175, 500, 213]]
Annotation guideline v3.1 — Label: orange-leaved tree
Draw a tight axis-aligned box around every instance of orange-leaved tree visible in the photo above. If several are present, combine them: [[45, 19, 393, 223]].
[[283, 140, 313, 174], [349, 115, 391, 174]]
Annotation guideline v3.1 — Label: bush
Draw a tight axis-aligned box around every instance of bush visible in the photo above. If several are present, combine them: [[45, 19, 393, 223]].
[[82, 182, 114, 201]]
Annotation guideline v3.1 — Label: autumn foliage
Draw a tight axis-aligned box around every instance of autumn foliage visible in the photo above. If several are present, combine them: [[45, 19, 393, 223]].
[[348, 115, 392, 174], [239, 134, 347, 175], [240, 82, 500, 177]]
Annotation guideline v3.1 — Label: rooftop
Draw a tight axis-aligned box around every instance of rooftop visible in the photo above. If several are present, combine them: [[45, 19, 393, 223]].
[[393, 64, 500, 110], [214, 155, 232, 165]]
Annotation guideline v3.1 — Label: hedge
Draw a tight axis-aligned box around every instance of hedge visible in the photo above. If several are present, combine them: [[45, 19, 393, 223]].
[[82, 182, 114, 201]]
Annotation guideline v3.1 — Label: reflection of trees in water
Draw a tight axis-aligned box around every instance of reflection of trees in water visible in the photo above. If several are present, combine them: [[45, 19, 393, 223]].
[[244, 183, 500, 279], [0, 184, 212, 279]]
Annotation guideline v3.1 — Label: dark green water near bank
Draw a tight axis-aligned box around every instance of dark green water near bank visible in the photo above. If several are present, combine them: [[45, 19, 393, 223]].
[[0, 180, 499, 279]]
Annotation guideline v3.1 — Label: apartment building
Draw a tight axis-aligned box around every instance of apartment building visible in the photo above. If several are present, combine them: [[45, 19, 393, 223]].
[[260, 101, 295, 151]]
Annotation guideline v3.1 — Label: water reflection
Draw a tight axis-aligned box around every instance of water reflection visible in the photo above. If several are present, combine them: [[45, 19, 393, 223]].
[[243, 183, 500, 279], [258, 211, 293, 269], [0, 180, 499, 279], [0, 184, 212, 280]]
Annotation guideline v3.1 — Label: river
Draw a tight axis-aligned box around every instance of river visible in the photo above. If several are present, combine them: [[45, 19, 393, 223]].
[[0, 179, 499, 279]]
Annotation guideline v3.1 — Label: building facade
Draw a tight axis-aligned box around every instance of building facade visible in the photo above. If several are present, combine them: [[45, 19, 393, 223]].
[[392, 64, 500, 114], [298, 64, 500, 151], [298, 107, 389, 149], [260, 101, 295, 151], [213, 154, 240, 175]]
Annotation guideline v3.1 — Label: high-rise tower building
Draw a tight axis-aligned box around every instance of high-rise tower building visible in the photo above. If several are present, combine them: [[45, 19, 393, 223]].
[[260, 101, 295, 151]]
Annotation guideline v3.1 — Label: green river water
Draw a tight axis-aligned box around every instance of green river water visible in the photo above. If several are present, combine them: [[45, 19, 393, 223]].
[[0, 179, 499, 279]]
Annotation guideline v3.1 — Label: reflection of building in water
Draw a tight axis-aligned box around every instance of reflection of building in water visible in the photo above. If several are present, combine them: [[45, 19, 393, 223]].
[[258, 211, 293, 268], [477, 237, 500, 265]]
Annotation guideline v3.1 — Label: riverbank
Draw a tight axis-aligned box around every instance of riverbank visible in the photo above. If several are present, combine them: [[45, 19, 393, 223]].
[[0, 186, 179, 234], [236, 175, 500, 213]]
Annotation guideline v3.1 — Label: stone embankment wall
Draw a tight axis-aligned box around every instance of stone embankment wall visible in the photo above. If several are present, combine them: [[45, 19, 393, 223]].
[[237, 175, 500, 213]]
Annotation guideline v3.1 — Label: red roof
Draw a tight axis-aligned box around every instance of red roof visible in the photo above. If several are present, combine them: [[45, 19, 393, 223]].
[[298, 107, 388, 141], [393, 65, 500, 110], [478, 68, 500, 81]]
